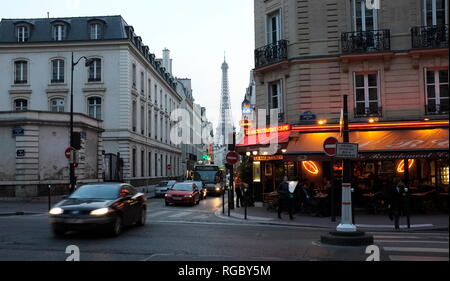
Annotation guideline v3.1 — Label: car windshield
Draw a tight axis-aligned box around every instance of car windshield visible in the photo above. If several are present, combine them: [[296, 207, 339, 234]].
[[158, 181, 169, 186], [69, 185, 120, 200], [171, 184, 194, 191]]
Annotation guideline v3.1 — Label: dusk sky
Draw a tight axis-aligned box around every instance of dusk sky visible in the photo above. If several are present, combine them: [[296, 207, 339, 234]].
[[0, 0, 255, 129]]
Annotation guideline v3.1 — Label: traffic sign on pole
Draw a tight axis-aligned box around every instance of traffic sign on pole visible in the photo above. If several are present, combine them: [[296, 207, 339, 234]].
[[226, 151, 240, 165], [323, 137, 339, 157]]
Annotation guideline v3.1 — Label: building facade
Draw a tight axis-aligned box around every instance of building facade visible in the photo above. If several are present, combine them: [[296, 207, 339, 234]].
[[0, 16, 183, 189]]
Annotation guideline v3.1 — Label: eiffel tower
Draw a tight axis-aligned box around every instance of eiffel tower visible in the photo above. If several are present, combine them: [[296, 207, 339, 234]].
[[214, 56, 234, 164]]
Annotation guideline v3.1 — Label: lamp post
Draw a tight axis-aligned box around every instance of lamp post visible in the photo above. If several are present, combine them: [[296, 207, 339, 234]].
[[69, 52, 94, 193]]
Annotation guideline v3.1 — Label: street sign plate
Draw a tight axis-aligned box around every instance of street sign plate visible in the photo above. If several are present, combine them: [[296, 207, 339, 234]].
[[323, 137, 339, 156], [336, 143, 359, 159]]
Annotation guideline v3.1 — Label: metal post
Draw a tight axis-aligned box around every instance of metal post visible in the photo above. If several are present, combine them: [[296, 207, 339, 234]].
[[404, 158, 411, 229], [69, 52, 75, 193], [48, 185, 51, 211], [244, 188, 248, 220], [336, 94, 357, 232], [330, 159, 336, 222], [222, 183, 225, 214]]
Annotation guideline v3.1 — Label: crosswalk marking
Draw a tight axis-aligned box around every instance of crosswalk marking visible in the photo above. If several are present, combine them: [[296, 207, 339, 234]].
[[192, 215, 209, 220], [383, 247, 448, 253], [376, 240, 449, 244], [167, 211, 191, 218], [148, 211, 172, 217], [389, 255, 448, 261]]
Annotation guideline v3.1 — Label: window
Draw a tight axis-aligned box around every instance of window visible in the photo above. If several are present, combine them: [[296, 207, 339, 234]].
[[352, 0, 378, 31], [141, 150, 145, 177], [423, 0, 448, 26], [160, 117, 163, 142], [53, 24, 66, 41], [155, 154, 158, 177], [132, 100, 137, 132], [268, 80, 283, 113], [267, 10, 281, 44], [160, 90, 163, 108], [17, 26, 29, 42], [425, 69, 449, 114], [132, 64, 137, 88], [132, 148, 137, 178], [154, 85, 158, 104], [354, 73, 381, 117], [88, 58, 101, 82], [141, 72, 145, 94], [90, 23, 103, 40], [50, 98, 65, 112], [148, 110, 152, 137], [141, 105, 145, 135], [148, 152, 152, 177], [154, 113, 158, 140], [51, 59, 65, 83], [14, 60, 28, 84], [14, 99, 28, 111], [164, 94, 167, 111], [148, 79, 152, 99], [88, 97, 102, 119]]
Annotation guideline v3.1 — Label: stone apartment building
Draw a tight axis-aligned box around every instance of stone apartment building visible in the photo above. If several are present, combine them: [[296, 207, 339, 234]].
[[253, 0, 448, 124], [0, 15, 184, 193]]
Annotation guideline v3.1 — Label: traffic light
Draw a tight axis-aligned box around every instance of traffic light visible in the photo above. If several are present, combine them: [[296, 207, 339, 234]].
[[71, 132, 82, 150]]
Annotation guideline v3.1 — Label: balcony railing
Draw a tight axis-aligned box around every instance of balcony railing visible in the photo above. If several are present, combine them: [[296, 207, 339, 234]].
[[255, 40, 288, 69], [425, 104, 449, 115], [341, 30, 390, 54], [354, 106, 383, 118], [412, 24, 449, 49]]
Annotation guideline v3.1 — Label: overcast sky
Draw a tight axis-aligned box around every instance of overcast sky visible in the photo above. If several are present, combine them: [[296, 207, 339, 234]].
[[0, 0, 255, 129]]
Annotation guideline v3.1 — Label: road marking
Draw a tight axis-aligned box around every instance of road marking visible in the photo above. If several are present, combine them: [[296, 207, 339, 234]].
[[389, 255, 449, 261], [378, 239, 449, 244], [192, 215, 210, 220], [167, 211, 191, 218], [148, 211, 172, 217], [357, 224, 433, 228], [374, 235, 423, 239], [383, 247, 449, 253]]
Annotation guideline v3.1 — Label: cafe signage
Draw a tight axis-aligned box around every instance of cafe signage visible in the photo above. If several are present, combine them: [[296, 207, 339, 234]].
[[246, 124, 291, 136], [253, 155, 284, 161]]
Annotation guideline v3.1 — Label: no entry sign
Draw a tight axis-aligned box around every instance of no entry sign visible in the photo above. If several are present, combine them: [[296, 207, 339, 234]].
[[323, 137, 339, 157], [226, 151, 240, 165]]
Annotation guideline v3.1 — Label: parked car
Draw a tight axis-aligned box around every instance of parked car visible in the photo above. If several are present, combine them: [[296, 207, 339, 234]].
[[184, 180, 207, 199], [48, 183, 147, 237], [155, 180, 177, 197], [165, 182, 201, 206]]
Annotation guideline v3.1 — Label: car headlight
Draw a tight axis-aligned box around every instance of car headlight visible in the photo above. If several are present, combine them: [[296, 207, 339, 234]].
[[165, 193, 172, 197], [185, 195, 192, 198], [49, 207, 63, 215], [215, 187, 220, 191], [90, 208, 110, 216]]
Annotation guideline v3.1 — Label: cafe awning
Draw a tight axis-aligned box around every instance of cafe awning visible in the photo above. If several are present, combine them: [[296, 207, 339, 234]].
[[286, 128, 449, 160], [236, 130, 291, 150]]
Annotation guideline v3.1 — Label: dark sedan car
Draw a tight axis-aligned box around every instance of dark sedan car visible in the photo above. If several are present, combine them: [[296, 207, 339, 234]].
[[49, 183, 147, 237], [165, 182, 201, 206]]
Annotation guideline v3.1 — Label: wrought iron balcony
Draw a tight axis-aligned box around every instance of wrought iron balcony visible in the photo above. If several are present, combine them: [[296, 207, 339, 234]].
[[255, 40, 288, 69], [354, 106, 383, 118], [425, 104, 449, 115], [412, 24, 449, 49], [341, 30, 390, 54]]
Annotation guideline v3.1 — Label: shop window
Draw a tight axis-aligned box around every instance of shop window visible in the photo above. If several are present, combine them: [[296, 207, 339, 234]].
[[441, 166, 449, 185]]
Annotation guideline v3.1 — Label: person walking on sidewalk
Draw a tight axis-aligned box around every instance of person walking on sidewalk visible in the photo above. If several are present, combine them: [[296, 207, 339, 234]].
[[388, 177, 408, 230], [278, 176, 294, 220], [234, 176, 244, 208]]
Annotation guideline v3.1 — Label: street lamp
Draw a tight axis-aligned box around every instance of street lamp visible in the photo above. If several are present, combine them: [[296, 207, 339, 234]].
[[69, 52, 95, 193]]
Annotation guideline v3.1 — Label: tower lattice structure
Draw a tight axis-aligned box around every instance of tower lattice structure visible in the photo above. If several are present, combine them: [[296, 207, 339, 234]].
[[215, 58, 234, 147]]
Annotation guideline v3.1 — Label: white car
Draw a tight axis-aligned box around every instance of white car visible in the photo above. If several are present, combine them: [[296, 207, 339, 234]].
[[155, 180, 177, 197]]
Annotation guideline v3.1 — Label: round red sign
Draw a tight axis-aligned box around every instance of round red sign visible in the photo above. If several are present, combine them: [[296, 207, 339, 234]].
[[65, 147, 73, 159], [226, 151, 240, 165], [323, 137, 339, 156]]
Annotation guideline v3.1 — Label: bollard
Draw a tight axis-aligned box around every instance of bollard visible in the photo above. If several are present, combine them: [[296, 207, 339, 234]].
[[48, 185, 52, 211]]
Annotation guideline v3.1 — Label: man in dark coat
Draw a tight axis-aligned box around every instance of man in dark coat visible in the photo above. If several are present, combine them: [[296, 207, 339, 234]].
[[278, 176, 293, 220], [388, 177, 408, 230]]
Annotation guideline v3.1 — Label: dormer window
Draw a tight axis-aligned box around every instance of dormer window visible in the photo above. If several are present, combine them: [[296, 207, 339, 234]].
[[53, 24, 66, 41], [17, 26, 29, 42], [90, 23, 103, 40]]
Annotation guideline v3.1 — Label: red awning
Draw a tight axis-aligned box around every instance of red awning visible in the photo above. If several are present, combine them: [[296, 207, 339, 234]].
[[237, 130, 291, 148], [286, 128, 449, 159]]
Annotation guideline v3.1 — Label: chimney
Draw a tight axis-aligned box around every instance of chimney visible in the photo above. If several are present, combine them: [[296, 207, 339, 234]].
[[162, 48, 172, 75]]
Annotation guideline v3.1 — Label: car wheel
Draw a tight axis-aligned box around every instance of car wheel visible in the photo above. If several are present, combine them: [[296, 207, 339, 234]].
[[165, 201, 170, 206], [196, 197, 200, 205], [52, 227, 66, 237], [136, 208, 146, 226], [109, 216, 122, 236]]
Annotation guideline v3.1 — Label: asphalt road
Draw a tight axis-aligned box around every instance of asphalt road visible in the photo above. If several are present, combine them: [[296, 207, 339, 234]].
[[0, 196, 447, 261]]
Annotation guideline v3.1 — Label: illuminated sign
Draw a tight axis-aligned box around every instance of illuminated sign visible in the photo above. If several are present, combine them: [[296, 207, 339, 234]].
[[242, 99, 253, 115], [239, 118, 253, 128], [246, 124, 292, 136], [253, 155, 284, 161], [396, 159, 415, 173], [302, 161, 320, 175]]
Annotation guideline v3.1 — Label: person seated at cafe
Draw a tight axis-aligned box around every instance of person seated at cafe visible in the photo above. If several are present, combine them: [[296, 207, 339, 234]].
[[299, 179, 321, 216]]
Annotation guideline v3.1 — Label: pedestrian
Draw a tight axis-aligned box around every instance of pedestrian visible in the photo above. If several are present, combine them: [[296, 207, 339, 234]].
[[387, 177, 408, 230], [234, 176, 244, 208], [277, 176, 293, 220]]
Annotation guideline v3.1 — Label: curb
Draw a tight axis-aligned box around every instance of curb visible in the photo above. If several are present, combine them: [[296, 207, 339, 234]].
[[0, 212, 42, 217]]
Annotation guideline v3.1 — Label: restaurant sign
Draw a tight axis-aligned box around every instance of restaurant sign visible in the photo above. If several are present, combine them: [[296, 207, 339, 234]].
[[253, 155, 284, 161], [246, 124, 291, 136]]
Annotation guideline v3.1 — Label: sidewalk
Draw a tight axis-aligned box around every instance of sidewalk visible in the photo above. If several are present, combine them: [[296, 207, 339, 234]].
[[216, 202, 449, 232], [0, 184, 157, 216]]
